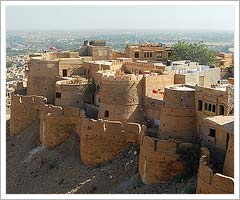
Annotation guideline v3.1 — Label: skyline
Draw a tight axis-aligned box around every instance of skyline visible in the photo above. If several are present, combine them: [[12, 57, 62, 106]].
[[6, 5, 235, 31]]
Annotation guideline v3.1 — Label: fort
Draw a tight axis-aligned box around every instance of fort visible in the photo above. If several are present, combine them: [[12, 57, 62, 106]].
[[8, 40, 234, 194]]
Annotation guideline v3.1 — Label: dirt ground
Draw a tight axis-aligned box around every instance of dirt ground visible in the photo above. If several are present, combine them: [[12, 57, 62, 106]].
[[6, 120, 197, 194]]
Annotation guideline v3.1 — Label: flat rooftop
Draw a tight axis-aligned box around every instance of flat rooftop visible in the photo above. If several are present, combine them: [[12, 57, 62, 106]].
[[167, 84, 195, 91], [205, 116, 234, 135]]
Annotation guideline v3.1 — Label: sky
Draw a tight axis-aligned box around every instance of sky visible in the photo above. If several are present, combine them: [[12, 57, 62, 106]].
[[6, 5, 235, 31]]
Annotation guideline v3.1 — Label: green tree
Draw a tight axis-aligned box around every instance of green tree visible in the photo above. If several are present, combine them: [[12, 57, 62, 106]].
[[170, 41, 217, 66]]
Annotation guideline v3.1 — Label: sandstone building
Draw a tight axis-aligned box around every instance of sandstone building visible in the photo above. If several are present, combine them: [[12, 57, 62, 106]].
[[8, 40, 234, 194]]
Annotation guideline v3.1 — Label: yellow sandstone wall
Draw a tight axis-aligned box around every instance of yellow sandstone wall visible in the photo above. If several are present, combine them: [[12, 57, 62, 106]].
[[40, 104, 83, 148], [196, 152, 234, 194], [55, 78, 88, 108], [159, 85, 196, 142], [98, 74, 143, 122], [80, 118, 141, 165], [10, 94, 47, 136], [139, 136, 184, 184], [27, 58, 59, 104], [223, 134, 234, 177]]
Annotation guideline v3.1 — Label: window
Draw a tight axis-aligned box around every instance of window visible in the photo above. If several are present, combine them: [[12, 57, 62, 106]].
[[157, 52, 162, 58], [209, 128, 216, 137], [56, 92, 61, 98], [198, 100, 203, 111], [219, 105, 224, 115], [212, 105, 216, 112], [208, 104, 212, 111], [149, 52, 152, 57], [104, 110, 109, 118], [144, 52, 147, 57], [62, 69, 67, 77], [135, 52, 139, 58], [204, 103, 208, 110]]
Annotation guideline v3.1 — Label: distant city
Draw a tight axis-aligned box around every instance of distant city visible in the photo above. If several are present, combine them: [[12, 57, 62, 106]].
[[7, 30, 234, 57]]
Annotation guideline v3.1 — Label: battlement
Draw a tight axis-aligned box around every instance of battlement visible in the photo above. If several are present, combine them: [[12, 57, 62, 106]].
[[141, 136, 177, 154], [196, 148, 234, 194], [10, 94, 47, 136], [80, 118, 141, 165], [41, 103, 83, 117], [11, 94, 47, 105], [139, 135, 187, 184], [56, 78, 88, 86]]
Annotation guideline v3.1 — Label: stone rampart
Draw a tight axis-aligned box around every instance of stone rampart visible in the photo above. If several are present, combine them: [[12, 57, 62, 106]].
[[55, 78, 88, 108], [159, 85, 196, 142], [10, 94, 47, 136], [139, 136, 185, 184], [80, 118, 141, 165], [40, 104, 83, 148], [196, 148, 234, 194], [98, 74, 143, 122]]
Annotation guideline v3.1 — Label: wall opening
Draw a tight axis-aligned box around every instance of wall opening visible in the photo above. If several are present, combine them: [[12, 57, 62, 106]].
[[135, 52, 139, 58], [212, 105, 216, 113], [219, 105, 225, 115], [208, 104, 212, 111], [56, 92, 61, 98], [104, 110, 109, 118], [204, 103, 208, 110], [209, 128, 216, 137], [63, 69, 67, 77], [198, 100, 203, 111]]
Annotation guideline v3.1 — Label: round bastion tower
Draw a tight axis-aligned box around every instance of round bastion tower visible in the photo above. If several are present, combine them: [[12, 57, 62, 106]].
[[55, 77, 88, 108], [98, 73, 143, 122], [159, 84, 196, 142]]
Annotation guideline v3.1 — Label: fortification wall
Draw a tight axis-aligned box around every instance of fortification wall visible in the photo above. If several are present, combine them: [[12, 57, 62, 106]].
[[27, 58, 59, 104], [10, 94, 47, 136], [223, 134, 234, 177], [43, 51, 79, 59], [55, 78, 88, 108], [98, 74, 144, 122], [80, 118, 141, 165], [159, 85, 196, 142], [40, 104, 83, 148], [139, 136, 184, 184], [196, 148, 234, 194]]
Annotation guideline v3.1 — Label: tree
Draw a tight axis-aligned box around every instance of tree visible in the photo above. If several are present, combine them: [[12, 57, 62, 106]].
[[170, 41, 217, 66]]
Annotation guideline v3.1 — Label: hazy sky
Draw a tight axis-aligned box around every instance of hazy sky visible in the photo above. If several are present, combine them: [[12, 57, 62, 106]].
[[6, 5, 235, 31]]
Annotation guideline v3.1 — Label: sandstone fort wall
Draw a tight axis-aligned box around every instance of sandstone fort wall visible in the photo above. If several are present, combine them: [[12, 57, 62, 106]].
[[55, 78, 88, 108], [27, 58, 59, 103], [10, 94, 47, 136], [98, 74, 144, 122], [139, 136, 184, 184], [40, 104, 83, 148], [196, 149, 234, 194], [159, 86, 196, 142], [80, 118, 141, 165]]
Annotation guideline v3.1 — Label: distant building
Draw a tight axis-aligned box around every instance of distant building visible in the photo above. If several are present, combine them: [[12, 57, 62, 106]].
[[125, 43, 171, 62], [216, 52, 233, 68], [79, 40, 112, 61]]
